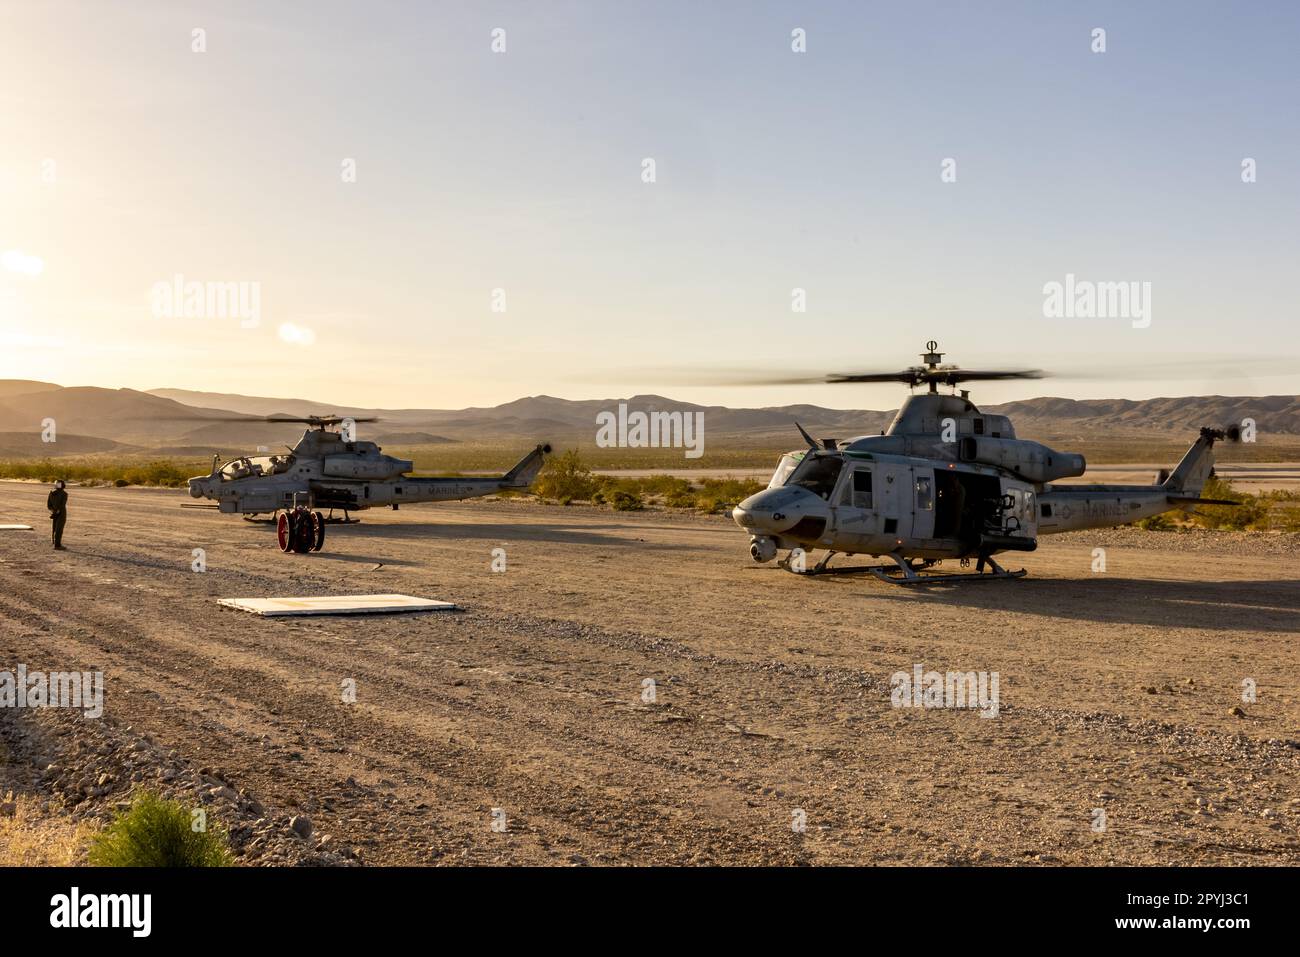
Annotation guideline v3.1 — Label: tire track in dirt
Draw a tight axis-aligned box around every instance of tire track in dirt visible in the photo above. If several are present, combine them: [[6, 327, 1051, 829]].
[[3, 481, 1297, 864]]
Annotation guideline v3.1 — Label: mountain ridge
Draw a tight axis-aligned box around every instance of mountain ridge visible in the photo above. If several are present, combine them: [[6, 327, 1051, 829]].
[[0, 382, 1294, 451]]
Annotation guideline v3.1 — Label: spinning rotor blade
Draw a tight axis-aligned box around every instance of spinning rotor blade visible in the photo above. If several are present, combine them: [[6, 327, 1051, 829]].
[[161, 414, 381, 424], [829, 367, 1044, 385], [668, 367, 1046, 387], [1045, 355, 1300, 382], [262, 415, 381, 425]]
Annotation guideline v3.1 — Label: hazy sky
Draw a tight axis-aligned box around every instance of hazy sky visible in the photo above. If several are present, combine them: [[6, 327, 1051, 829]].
[[2, 0, 1298, 410]]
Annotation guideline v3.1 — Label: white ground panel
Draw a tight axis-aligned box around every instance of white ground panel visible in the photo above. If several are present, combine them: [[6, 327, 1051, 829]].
[[218, 594, 457, 617], [0, 525, 34, 530]]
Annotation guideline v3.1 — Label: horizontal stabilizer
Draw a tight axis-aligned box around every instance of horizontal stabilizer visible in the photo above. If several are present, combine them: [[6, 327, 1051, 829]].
[[1166, 495, 1241, 506]]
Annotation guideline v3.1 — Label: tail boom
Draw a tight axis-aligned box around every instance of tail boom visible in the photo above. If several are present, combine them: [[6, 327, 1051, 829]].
[[1037, 426, 1237, 534]]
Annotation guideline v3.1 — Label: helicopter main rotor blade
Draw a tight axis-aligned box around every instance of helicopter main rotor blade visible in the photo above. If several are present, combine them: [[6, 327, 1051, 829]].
[[155, 414, 382, 424], [924, 368, 1045, 383], [1045, 355, 1300, 382], [591, 366, 1047, 388]]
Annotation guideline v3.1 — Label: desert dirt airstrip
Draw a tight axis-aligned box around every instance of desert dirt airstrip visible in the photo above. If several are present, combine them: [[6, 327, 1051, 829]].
[[1, 479, 1298, 865]]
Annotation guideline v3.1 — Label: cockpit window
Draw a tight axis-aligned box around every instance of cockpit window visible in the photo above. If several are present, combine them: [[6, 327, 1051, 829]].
[[768, 452, 804, 489], [785, 454, 843, 500], [220, 454, 293, 480]]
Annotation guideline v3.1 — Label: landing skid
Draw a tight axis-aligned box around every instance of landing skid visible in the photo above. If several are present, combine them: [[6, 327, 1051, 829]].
[[781, 550, 882, 576], [783, 551, 1027, 585], [868, 553, 1027, 586]]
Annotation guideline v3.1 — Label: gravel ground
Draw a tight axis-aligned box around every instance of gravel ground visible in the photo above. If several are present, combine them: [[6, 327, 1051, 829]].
[[1, 481, 1298, 865]]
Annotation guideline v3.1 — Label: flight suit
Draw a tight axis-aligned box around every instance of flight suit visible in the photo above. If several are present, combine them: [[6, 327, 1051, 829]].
[[47, 486, 68, 548]]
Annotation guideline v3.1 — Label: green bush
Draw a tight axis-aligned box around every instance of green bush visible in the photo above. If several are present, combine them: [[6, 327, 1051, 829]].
[[87, 791, 234, 867], [1188, 476, 1267, 531], [0, 458, 199, 488], [1271, 505, 1300, 532], [529, 450, 764, 511], [693, 478, 763, 514], [1135, 511, 1175, 531], [532, 449, 596, 504], [608, 489, 644, 511]]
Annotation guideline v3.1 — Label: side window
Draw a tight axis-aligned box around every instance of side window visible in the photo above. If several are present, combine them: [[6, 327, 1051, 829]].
[[974, 418, 984, 435], [915, 476, 933, 510], [852, 470, 873, 509], [838, 476, 853, 507]]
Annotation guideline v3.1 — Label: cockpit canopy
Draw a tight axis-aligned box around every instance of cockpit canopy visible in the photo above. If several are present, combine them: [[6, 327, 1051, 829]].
[[770, 451, 843, 500], [768, 452, 805, 488], [220, 454, 294, 481]]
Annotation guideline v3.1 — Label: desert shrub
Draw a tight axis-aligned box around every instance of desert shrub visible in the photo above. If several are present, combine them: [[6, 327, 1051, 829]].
[[1188, 476, 1267, 531], [0, 791, 96, 866], [0, 458, 197, 488], [86, 791, 233, 867], [1135, 511, 1175, 531], [692, 478, 764, 514], [634, 475, 692, 498], [1269, 504, 1300, 532], [608, 489, 644, 511], [663, 487, 697, 509], [532, 449, 596, 504]]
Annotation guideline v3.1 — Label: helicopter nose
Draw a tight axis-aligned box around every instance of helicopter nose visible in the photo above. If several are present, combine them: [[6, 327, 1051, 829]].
[[732, 492, 769, 529], [732, 488, 819, 534]]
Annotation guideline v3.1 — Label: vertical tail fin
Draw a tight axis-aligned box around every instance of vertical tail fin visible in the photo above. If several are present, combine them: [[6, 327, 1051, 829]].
[[504, 443, 553, 487], [1162, 427, 1232, 496]]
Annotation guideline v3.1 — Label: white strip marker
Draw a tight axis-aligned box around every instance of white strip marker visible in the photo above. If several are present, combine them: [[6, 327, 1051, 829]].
[[217, 594, 457, 617]]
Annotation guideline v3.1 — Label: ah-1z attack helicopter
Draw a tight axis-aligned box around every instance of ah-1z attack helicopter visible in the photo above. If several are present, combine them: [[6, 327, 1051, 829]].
[[732, 342, 1240, 584], [186, 415, 550, 553]]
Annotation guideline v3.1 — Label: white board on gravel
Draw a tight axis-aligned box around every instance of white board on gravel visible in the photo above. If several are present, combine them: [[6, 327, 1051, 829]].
[[217, 594, 457, 617], [0, 524, 33, 530]]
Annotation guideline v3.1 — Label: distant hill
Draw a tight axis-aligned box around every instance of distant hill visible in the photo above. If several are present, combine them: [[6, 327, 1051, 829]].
[[985, 395, 1300, 439], [0, 431, 125, 457], [0, 385, 235, 447], [0, 380, 61, 399], [148, 388, 358, 419], [0, 381, 1294, 456], [375, 432, 457, 446]]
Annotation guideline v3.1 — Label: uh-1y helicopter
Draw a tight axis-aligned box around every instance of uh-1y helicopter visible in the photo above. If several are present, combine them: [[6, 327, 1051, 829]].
[[186, 415, 550, 553], [732, 342, 1241, 585]]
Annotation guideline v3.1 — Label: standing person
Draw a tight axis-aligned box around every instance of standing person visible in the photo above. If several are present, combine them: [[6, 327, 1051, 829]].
[[47, 479, 68, 550]]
